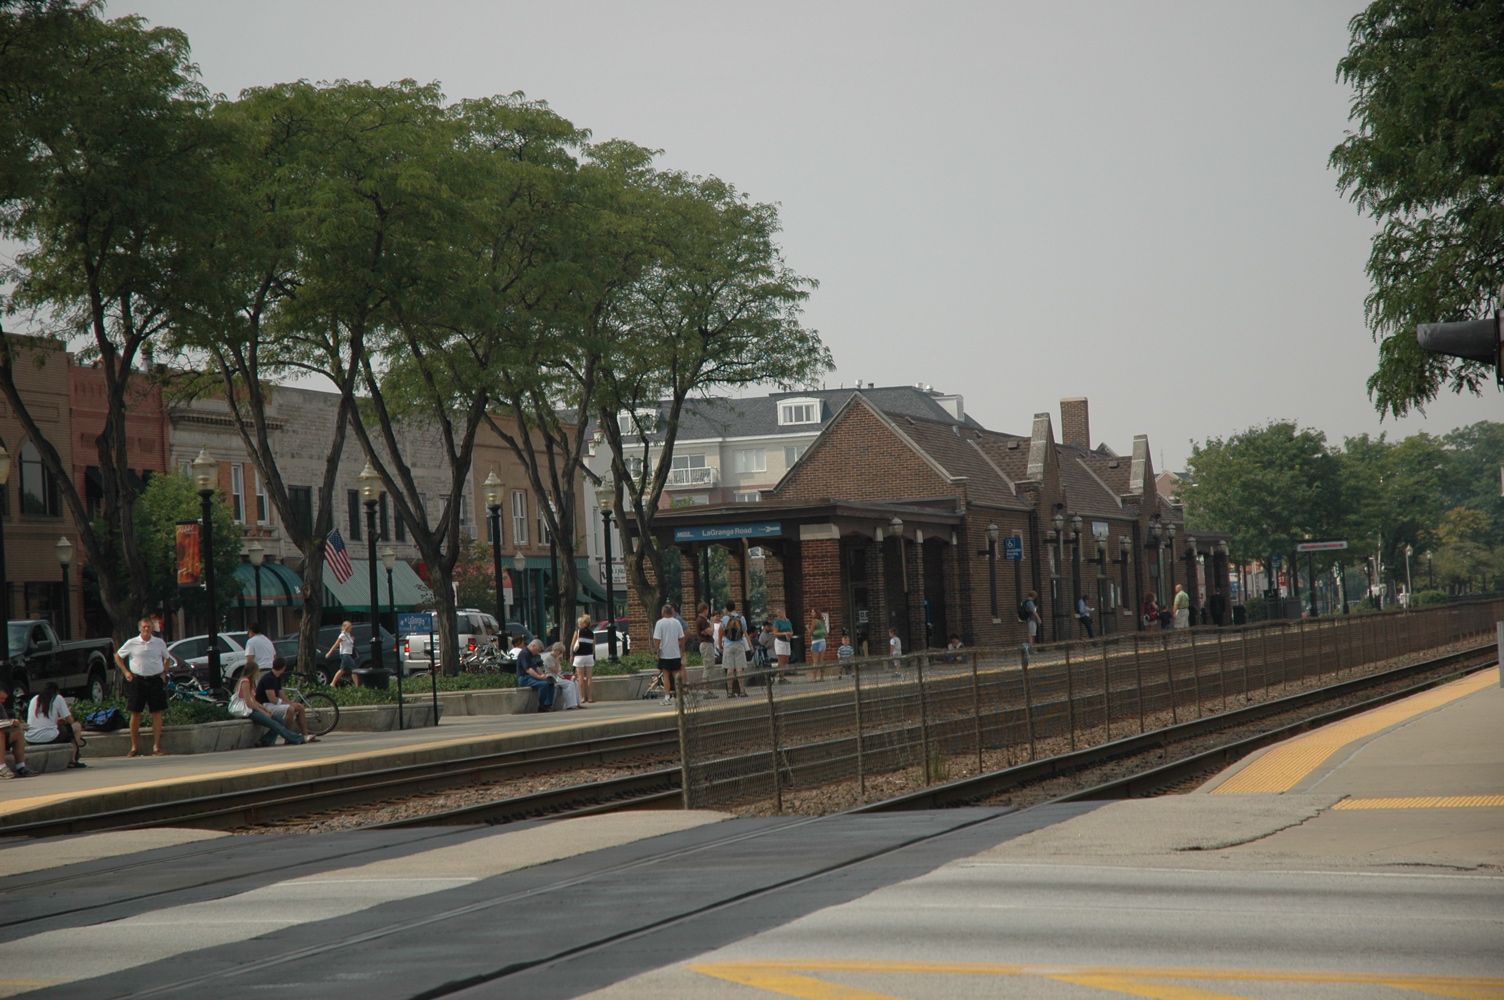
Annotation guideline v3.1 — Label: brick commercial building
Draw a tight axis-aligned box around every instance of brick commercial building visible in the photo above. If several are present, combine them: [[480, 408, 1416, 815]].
[[623, 395, 1231, 655]]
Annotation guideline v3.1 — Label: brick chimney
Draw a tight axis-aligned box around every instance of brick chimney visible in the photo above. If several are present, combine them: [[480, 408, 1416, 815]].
[[1060, 397, 1090, 450]]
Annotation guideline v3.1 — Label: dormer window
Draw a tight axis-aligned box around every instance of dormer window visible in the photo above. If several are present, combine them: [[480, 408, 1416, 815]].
[[778, 398, 820, 426]]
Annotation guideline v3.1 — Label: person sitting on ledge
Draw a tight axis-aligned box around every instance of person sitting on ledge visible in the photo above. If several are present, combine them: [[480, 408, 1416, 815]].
[[515, 639, 556, 712], [231, 663, 305, 746]]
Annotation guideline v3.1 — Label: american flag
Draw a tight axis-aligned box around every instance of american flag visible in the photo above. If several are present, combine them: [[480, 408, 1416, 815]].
[[325, 529, 354, 584]]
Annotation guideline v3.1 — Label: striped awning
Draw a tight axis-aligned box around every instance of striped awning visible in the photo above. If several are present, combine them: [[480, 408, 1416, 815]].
[[231, 561, 303, 607], [322, 558, 432, 613]]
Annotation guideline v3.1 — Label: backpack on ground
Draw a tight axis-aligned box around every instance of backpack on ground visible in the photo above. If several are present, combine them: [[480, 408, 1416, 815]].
[[83, 708, 127, 732]]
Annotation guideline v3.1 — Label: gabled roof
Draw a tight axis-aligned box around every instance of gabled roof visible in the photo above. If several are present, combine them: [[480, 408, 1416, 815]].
[[1057, 445, 1124, 519], [890, 415, 1032, 511], [599, 385, 980, 444]]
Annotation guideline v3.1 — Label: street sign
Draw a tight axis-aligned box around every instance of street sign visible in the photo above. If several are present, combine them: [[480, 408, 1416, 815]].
[[1002, 537, 1023, 561], [1295, 539, 1349, 553], [673, 521, 782, 542], [398, 612, 434, 635]]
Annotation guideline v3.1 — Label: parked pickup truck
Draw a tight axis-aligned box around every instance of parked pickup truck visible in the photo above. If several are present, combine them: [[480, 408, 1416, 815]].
[[4, 620, 116, 705]]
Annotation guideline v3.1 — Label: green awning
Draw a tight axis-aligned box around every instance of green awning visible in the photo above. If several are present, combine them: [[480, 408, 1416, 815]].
[[232, 562, 303, 607], [323, 558, 432, 613], [578, 572, 608, 604]]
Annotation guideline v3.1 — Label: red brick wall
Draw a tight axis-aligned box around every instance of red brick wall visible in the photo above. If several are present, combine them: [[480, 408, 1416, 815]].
[[801, 538, 841, 644], [776, 401, 953, 504]]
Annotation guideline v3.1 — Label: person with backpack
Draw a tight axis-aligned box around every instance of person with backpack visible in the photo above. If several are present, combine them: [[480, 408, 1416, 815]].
[[1019, 590, 1041, 649], [720, 601, 749, 697]]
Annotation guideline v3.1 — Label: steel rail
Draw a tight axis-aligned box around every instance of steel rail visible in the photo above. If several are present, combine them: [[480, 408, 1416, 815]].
[[0, 727, 681, 839], [847, 642, 1497, 813]]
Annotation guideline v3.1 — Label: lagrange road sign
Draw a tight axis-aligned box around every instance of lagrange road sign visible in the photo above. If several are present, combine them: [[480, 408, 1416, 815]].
[[1294, 540, 1349, 553]]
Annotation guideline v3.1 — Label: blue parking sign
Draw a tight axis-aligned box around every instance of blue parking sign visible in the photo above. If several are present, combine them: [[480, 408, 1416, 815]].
[[398, 612, 434, 635], [1002, 537, 1023, 561]]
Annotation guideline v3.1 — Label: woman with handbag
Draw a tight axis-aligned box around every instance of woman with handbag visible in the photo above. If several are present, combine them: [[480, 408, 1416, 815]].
[[230, 664, 307, 746]]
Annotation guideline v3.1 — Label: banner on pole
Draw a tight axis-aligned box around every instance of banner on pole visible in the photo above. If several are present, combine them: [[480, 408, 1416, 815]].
[[175, 522, 201, 588]]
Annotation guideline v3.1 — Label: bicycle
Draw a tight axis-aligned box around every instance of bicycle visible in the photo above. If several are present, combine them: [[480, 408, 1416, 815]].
[[282, 686, 339, 737], [165, 677, 226, 708]]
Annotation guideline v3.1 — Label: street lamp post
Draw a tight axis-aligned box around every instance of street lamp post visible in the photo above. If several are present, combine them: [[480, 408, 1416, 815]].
[[0, 443, 10, 669], [1093, 535, 1107, 632], [1166, 523, 1178, 598], [357, 462, 386, 686], [1425, 550, 1433, 590], [985, 523, 999, 623], [248, 540, 264, 631], [1395, 541, 1407, 604], [191, 448, 223, 691], [1068, 515, 1083, 630], [890, 516, 908, 647], [1116, 536, 1132, 627], [512, 550, 528, 637], [483, 472, 505, 630], [594, 480, 619, 662], [1185, 535, 1199, 624], [55, 535, 73, 640]]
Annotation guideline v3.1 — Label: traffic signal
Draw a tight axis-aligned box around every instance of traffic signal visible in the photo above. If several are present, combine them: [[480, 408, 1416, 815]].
[[1416, 312, 1503, 385]]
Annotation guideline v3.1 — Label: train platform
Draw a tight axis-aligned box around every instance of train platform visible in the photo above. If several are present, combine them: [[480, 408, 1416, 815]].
[[0, 664, 1498, 999], [0, 696, 678, 830]]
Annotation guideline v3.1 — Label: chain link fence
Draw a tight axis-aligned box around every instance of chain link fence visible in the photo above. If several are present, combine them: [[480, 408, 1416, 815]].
[[675, 599, 1504, 812]]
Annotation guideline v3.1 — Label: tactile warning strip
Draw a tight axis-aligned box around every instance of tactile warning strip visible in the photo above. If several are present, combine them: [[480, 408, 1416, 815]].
[[1332, 795, 1504, 810], [1210, 667, 1498, 794]]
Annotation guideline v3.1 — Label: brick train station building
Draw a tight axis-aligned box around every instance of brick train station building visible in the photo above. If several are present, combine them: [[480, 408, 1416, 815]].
[[625, 395, 1231, 654]]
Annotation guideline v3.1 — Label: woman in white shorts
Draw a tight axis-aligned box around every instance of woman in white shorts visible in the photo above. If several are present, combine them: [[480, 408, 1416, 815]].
[[570, 613, 596, 703]]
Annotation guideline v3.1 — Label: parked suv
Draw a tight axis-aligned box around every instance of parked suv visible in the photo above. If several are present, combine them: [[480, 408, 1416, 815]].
[[275, 624, 397, 684]]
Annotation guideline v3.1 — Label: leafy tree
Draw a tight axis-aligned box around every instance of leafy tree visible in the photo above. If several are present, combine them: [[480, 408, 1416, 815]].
[[595, 170, 830, 616], [133, 472, 242, 628], [166, 81, 367, 675], [450, 539, 497, 614], [1181, 422, 1343, 585], [1331, 0, 1504, 417], [0, 2, 216, 638], [1442, 421, 1504, 548], [1337, 431, 1456, 581]]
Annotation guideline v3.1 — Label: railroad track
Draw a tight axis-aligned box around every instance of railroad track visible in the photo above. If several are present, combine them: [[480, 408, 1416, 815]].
[[0, 726, 682, 839], [848, 642, 1497, 813], [5, 642, 1493, 838]]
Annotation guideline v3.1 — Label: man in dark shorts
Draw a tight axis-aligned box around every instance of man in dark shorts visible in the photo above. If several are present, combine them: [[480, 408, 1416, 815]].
[[651, 604, 686, 705], [254, 656, 313, 745], [114, 617, 170, 757]]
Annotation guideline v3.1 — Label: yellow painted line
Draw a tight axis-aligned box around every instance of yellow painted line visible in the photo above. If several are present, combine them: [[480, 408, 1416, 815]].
[[693, 966, 905, 999], [0, 712, 674, 818], [688, 961, 1504, 998], [1045, 973, 1260, 999], [1211, 667, 1498, 794], [1333, 795, 1504, 810]]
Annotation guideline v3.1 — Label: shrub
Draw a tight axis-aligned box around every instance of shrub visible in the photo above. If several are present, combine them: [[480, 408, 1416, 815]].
[[72, 696, 231, 727]]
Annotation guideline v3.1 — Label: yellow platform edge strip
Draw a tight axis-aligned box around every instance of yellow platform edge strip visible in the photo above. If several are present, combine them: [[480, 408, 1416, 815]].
[[1211, 667, 1498, 794], [1332, 794, 1504, 810], [688, 961, 1504, 990]]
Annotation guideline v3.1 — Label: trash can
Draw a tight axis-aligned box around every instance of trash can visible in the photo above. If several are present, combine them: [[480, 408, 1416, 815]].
[[353, 667, 391, 690], [1232, 604, 1247, 626]]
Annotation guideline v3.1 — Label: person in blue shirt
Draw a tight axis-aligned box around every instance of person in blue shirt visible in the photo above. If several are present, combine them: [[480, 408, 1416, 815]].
[[772, 610, 793, 683], [515, 639, 556, 712]]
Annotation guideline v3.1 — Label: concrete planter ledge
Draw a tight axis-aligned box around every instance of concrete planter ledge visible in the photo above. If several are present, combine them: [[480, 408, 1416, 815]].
[[337, 701, 443, 730], [81, 719, 264, 758]]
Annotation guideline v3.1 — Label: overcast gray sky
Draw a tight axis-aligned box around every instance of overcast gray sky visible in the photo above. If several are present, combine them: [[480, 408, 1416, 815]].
[[114, 0, 1502, 469]]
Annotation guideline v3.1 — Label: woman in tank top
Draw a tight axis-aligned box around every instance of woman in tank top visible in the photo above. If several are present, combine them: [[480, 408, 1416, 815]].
[[570, 613, 596, 704]]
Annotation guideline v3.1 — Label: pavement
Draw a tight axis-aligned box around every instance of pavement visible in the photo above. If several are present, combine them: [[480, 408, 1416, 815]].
[[0, 664, 1498, 1000]]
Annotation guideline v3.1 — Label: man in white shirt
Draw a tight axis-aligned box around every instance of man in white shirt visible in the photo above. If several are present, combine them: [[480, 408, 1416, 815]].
[[114, 617, 170, 757], [651, 604, 686, 705], [244, 621, 277, 675]]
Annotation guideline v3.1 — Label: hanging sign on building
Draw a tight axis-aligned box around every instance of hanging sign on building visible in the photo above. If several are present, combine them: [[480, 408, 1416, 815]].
[[673, 522, 782, 542]]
